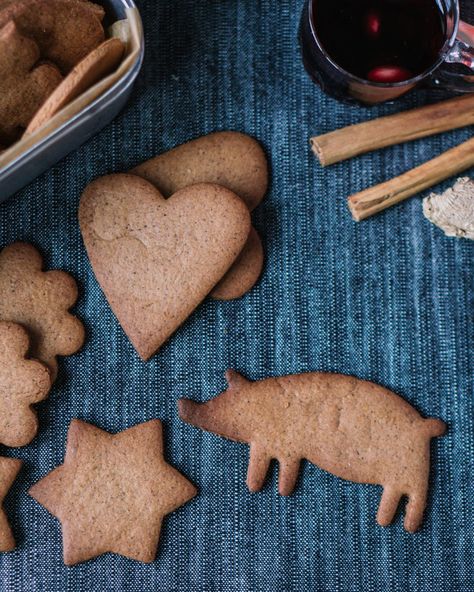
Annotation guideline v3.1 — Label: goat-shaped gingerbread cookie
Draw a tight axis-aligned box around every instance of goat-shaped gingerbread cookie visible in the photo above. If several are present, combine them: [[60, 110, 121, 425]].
[[179, 371, 446, 532]]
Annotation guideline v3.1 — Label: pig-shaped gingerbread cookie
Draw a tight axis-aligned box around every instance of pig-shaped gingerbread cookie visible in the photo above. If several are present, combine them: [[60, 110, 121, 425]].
[[179, 371, 446, 532]]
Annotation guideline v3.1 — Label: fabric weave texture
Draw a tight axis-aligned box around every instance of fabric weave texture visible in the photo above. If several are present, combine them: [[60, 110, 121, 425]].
[[0, 1, 473, 590]]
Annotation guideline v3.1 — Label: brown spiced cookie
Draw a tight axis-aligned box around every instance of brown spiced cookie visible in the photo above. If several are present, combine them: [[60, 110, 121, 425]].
[[29, 419, 197, 565], [179, 370, 446, 532], [0, 243, 85, 380], [211, 227, 264, 300], [0, 321, 51, 447], [130, 131, 268, 212], [0, 457, 22, 552], [0, 21, 62, 140], [131, 132, 269, 301], [79, 174, 250, 360], [0, 0, 105, 73], [26, 37, 125, 134]]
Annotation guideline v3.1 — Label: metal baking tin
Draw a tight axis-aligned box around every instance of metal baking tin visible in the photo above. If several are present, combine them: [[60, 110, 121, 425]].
[[0, 0, 144, 203]]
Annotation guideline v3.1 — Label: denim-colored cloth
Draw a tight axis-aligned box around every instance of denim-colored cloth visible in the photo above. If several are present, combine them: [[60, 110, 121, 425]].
[[0, 1, 473, 590]]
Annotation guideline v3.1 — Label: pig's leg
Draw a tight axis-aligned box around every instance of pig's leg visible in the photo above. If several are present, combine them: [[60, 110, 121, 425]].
[[404, 485, 428, 533], [278, 457, 301, 496], [246, 444, 271, 492], [376, 486, 402, 527]]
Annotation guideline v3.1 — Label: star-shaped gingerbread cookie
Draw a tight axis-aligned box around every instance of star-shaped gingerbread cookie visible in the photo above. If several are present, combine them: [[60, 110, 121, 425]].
[[29, 420, 197, 565], [0, 321, 51, 447], [0, 457, 22, 552]]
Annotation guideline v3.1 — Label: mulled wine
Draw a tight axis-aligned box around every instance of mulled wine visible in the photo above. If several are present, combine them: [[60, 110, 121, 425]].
[[299, 0, 448, 103], [314, 0, 445, 82]]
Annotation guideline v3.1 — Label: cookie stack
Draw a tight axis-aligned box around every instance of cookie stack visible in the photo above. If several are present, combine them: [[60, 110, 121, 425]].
[[0, 0, 124, 148], [80, 131, 269, 360], [0, 243, 84, 551]]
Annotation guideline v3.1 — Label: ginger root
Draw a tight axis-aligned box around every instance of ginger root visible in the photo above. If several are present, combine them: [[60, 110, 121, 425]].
[[423, 177, 474, 240]]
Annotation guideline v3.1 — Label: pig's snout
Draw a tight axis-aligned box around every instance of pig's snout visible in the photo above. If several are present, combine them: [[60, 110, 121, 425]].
[[178, 399, 202, 426], [178, 399, 199, 423]]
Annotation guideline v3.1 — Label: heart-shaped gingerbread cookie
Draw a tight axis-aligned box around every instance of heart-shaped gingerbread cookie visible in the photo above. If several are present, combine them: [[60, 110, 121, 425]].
[[131, 132, 268, 211], [131, 132, 268, 301], [79, 174, 251, 360]]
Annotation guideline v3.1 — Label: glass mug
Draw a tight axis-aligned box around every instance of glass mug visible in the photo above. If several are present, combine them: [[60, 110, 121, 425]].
[[300, 0, 474, 104]]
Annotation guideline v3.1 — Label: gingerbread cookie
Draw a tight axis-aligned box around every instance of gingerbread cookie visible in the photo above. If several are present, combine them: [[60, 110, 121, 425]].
[[211, 227, 264, 300], [0, 457, 22, 552], [179, 371, 446, 532], [29, 419, 197, 565], [0, 243, 85, 380], [26, 38, 125, 134], [79, 175, 250, 360], [0, 21, 62, 140], [131, 132, 268, 301], [0, 322, 51, 447], [0, 0, 105, 73], [131, 132, 268, 212]]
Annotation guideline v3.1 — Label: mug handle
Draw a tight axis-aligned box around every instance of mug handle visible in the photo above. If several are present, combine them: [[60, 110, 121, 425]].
[[431, 20, 474, 91]]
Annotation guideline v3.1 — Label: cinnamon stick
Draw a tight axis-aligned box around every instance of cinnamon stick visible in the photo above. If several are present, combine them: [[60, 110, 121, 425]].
[[311, 94, 474, 166], [348, 137, 474, 221]]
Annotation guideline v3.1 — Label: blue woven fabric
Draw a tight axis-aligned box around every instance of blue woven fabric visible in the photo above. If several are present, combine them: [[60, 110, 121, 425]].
[[0, 0, 473, 590]]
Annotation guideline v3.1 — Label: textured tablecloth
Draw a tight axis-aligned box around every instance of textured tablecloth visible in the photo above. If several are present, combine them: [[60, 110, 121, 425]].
[[0, 1, 473, 590]]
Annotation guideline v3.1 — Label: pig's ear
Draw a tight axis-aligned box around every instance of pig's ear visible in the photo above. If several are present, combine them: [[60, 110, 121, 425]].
[[225, 370, 250, 391]]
